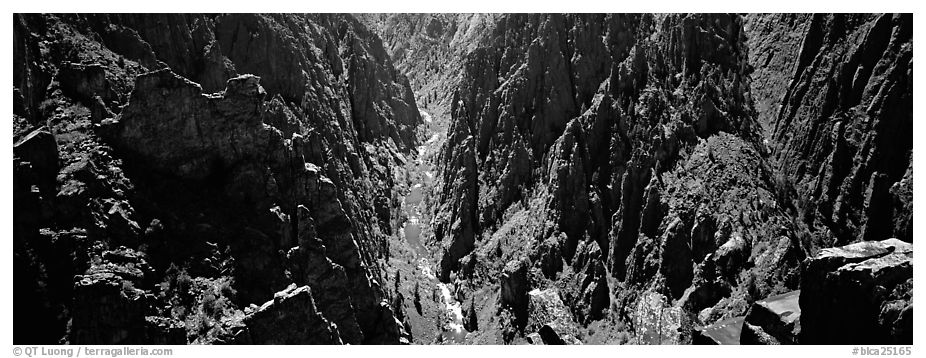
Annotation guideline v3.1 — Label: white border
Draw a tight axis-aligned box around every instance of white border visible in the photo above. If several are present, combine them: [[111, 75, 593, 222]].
[[3, 2, 923, 357]]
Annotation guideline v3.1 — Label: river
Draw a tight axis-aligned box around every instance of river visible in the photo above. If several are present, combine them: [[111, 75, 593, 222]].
[[399, 108, 467, 343]]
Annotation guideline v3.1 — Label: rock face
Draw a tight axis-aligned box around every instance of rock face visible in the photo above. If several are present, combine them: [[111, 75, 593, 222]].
[[13, 13, 417, 345], [799, 239, 913, 344], [747, 14, 913, 246], [424, 13, 807, 343], [372, 12, 912, 345], [113, 71, 274, 182]]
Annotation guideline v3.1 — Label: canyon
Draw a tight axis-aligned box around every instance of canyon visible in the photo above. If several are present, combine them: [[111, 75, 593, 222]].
[[13, 13, 912, 345]]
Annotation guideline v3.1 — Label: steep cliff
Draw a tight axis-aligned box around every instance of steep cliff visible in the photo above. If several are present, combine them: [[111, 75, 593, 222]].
[[13, 13, 419, 344], [412, 13, 911, 344], [746, 14, 912, 247]]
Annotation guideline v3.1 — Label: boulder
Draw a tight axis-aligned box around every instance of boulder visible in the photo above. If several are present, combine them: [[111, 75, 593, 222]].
[[527, 289, 579, 344], [799, 239, 912, 344], [56, 62, 119, 105], [713, 232, 750, 282], [740, 290, 800, 344], [679, 256, 732, 313], [538, 325, 566, 345], [526, 332, 544, 345], [629, 291, 683, 344]]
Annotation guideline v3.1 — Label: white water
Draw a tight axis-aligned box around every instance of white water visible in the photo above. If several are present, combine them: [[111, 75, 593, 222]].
[[414, 259, 466, 343], [419, 109, 433, 123], [439, 283, 467, 339]]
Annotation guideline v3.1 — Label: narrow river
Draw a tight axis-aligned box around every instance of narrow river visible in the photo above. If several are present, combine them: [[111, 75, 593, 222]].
[[399, 108, 467, 343]]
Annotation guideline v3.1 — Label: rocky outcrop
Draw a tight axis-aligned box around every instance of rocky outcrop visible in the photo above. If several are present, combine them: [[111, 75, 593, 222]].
[[526, 289, 580, 344], [70, 248, 157, 344], [560, 240, 610, 324], [112, 71, 275, 182], [284, 206, 365, 343], [238, 284, 342, 344], [435, 134, 479, 282], [145, 317, 188, 344], [537, 325, 567, 345], [56, 62, 120, 105], [799, 239, 912, 344]]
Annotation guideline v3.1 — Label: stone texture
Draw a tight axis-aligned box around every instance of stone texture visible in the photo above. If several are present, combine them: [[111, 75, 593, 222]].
[[747, 14, 913, 245], [241, 284, 342, 344], [799, 238, 912, 344]]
